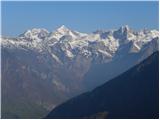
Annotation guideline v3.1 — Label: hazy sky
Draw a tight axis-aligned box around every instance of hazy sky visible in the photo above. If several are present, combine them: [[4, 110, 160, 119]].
[[2, 1, 159, 37]]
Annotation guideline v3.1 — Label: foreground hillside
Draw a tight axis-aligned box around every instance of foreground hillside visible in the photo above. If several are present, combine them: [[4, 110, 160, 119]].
[[47, 52, 159, 119]]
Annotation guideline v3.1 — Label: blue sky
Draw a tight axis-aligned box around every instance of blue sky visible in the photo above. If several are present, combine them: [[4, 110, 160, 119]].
[[2, 1, 159, 37]]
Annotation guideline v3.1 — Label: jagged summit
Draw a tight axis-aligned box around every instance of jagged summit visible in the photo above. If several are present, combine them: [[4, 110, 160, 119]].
[[50, 25, 87, 40], [57, 25, 70, 32], [55, 25, 72, 35], [119, 25, 130, 31], [116, 25, 131, 35], [19, 28, 49, 40]]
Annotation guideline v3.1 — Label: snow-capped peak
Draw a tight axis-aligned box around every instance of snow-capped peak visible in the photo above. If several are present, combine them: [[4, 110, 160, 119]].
[[49, 25, 87, 40], [48, 25, 73, 40], [19, 28, 49, 40], [57, 25, 70, 33]]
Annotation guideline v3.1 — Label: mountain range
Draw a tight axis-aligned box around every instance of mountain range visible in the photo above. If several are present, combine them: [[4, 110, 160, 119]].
[[1, 25, 159, 118]]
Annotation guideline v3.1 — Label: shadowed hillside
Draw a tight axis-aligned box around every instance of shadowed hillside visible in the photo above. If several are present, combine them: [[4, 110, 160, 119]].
[[46, 52, 159, 119]]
